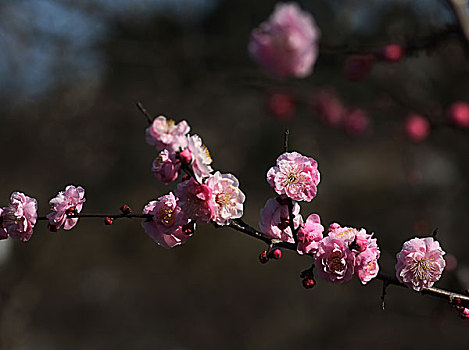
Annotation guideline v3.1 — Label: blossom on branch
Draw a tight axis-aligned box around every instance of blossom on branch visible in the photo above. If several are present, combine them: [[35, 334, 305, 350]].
[[145, 115, 190, 152], [141, 193, 191, 248], [47, 185, 86, 230], [267, 151, 320, 202], [297, 213, 323, 254], [186, 134, 213, 183], [248, 2, 320, 78], [1, 192, 38, 242], [315, 236, 355, 284], [205, 171, 245, 225], [259, 197, 302, 243], [152, 149, 181, 184], [175, 178, 214, 224], [395, 237, 446, 291]]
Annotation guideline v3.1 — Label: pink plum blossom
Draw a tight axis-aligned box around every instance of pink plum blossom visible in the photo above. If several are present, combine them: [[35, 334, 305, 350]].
[[175, 178, 214, 224], [259, 197, 302, 243], [145, 115, 190, 151], [248, 2, 320, 78], [205, 171, 245, 225], [47, 185, 86, 230], [315, 236, 355, 284], [267, 152, 320, 202], [141, 193, 191, 249], [152, 149, 181, 184], [354, 248, 380, 284], [404, 114, 430, 142], [297, 213, 323, 255], [0, 208, 8, 239], [326, 223, 358, 245], [2, 192, 38, 242], [186, 134, 213, 183], [395, 237, 446, 291]]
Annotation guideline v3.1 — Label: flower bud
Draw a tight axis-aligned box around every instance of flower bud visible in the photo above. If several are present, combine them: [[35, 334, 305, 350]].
[[120, 204, 131, 214], [177, 148, 193, 165], [302, 278, 316, 289], [259, 251, 269, 264], [270, 248, 282, 260], [456, 306, 469, 319], [104, 217, 113, 225]]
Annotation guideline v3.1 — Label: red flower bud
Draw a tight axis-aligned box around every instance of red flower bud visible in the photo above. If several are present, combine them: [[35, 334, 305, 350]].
[[271, 248, 282, 260], [120, 204, 131, 214], [104, 217, 113, 225], [177, 149, 192, 165], [259, 251, 269, 264], [302, 278, 316, 289]]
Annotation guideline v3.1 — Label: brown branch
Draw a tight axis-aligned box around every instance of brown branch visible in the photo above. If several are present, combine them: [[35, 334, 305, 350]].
[[136, 101, 153, 125]]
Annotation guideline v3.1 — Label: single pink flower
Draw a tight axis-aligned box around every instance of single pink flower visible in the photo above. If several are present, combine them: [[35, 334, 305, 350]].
[[2, 192, 38, 242], [248, 2, 320, 78], [152, 149, 181, 184], [205, 171, 245, 226], [447, 101, 469, 128], [315, 236, 355, 284], [145, 115, 190, 151], [186, 134, 213, 183], [0, 208, 8, 239], [354, 248, 380, 284], [267, 151, 320, 202], [404, 114, 430, 142], [395, 237, 446, 291], [297, 213, 323, 254], [141, 193, 191, 249], [327, 223, 358, 245], [175, 178, 214, 224], [47, 185, 86, 230], [259, 197, 302, 243]]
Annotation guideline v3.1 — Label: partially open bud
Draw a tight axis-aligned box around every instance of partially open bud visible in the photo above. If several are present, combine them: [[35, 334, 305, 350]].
[[120, 204, 131, 214], [104, 217, 113, 225], [259, 250, 269, 264], [270, 248, 282, 260], [302, 278, 316, 289], [177, 148, 193, 165]]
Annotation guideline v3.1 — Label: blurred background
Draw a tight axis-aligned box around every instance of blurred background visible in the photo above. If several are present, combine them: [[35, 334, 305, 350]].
[[1, 0, 469, 348]]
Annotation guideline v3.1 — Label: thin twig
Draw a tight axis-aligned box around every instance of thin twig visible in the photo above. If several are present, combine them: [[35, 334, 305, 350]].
[[136, 101, 153, 125]]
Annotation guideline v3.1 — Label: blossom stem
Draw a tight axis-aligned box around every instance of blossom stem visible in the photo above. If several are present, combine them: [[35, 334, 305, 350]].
[[136, 101, 154, 125], [37, 213, 152, 221]]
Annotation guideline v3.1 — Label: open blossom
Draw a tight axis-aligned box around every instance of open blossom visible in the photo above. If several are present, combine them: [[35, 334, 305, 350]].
[[2, 192, 38, 242], [152, 149, 181, 184], [141, 193, 191, 249], [395, 237, 446, 291], [297, 213, 323, 255], [315, 236, 355, 284], [205, 172, 245, 225], [267, 152, 320, 202], [0, 208, 8, 239], [186, 134, 213, 183], [47, 185, 86, 230], [145, 115, 190, 152], [354, 248, 380, 284], [259, 197, 302, 243], [175, 178, 214, 224], [248, 2, 320, 78]]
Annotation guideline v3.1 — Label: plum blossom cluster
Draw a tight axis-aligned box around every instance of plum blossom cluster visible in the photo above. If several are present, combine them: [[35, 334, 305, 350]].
[[143, 116, 245, 247], [0, 185, 86, 241], [259, 151, 380, 285]]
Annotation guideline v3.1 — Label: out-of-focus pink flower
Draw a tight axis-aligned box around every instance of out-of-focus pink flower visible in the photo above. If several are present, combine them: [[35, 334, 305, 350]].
[[145, 115, 190, 151], [259, 197, 302, 243], [152, 149, 181, 184], [344, 109, 371, 135], [248, 2, 320, 78], [311, 89, 346, 127], [2, 192, 38, 242], [395, 237, 446, 291], [380, 44, 404, 62], [404, 114, 430, 142], [344, 55, 374, 81], [0, 208, 8, 239], [175, 178, 214, 224], [47, 185, 86, 230], [267, 92, 296, 121], [141, 193, 191, 248], [205, 172, 245, 226], [315, 236, 355, 284], [267, 152, 320, 202], [354, 248, 380, 284], [297, 213, 323, 254], [447, 101, 469, 128], [186, 134, 213, 183]]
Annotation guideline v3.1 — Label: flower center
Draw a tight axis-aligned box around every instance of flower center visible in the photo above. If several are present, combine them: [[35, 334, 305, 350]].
[[159, 206, 175, 226], [411, 258, 438, 281], [327, 251, 345, 273], [215, 193, 231, 207], [166, 119, 176, 132], [286, 171, 298, 184]]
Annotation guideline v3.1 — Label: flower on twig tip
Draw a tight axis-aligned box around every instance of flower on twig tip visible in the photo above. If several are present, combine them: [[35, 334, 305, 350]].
[[395, 237, 445, 291], [267, 152, 320, 202], [248, 2, 320, 78], [152, 149, 181, 184], [186, 134, 213, 183], [47, 185, 86, 230], [141, 193, 191, 249], [145, 115, 190, 152], [2, 192, 38, 242]]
